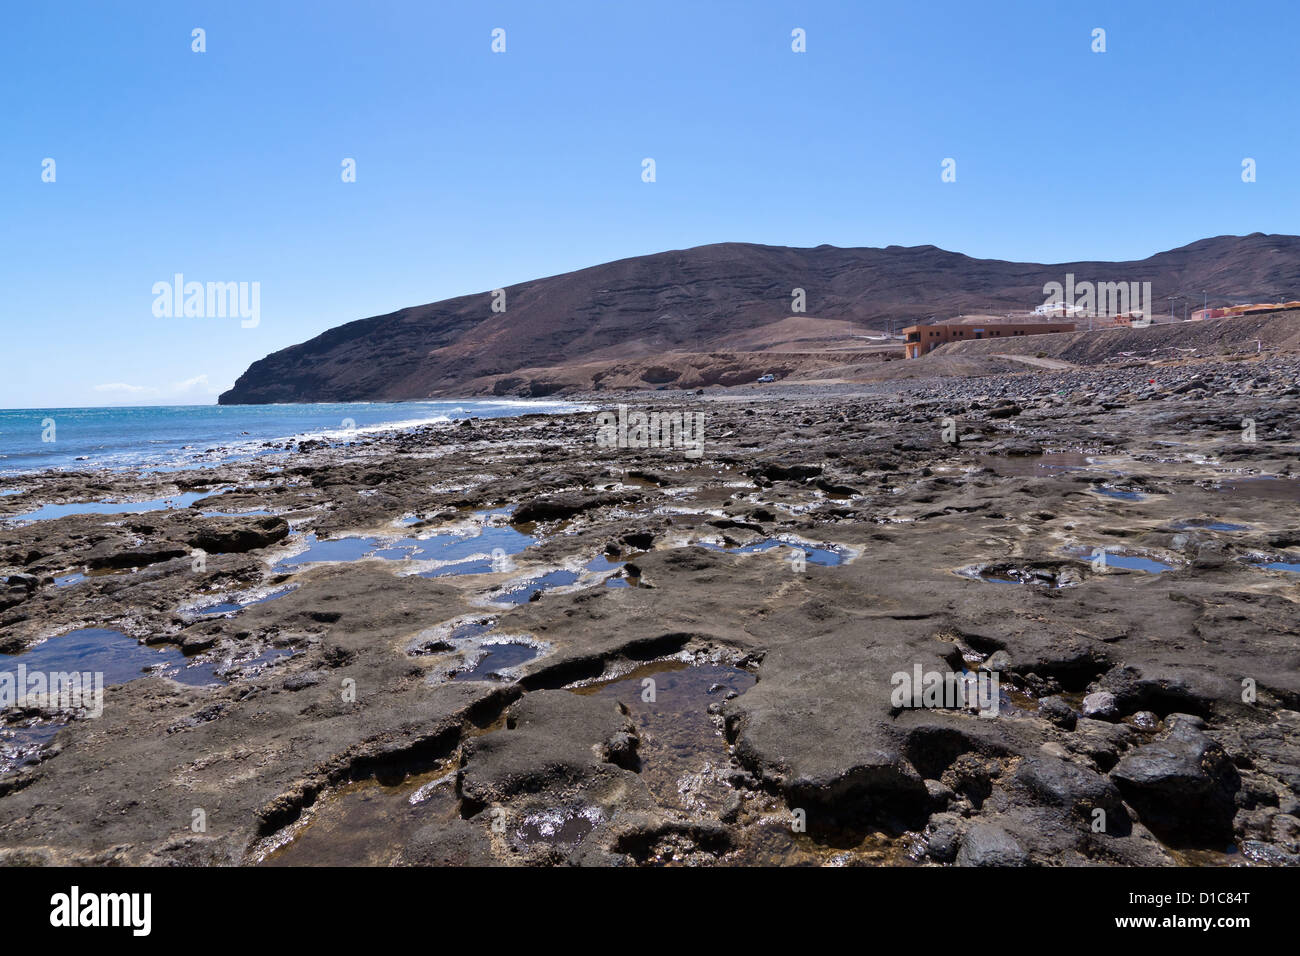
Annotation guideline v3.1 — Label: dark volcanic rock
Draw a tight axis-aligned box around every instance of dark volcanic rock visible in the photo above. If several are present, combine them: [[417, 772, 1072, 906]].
[[1110, 718, 1241, 840], [84, 542, 189, 570], [400, 817, 498, 866], [1097, 665, 1232, 718], [724, 632, 947, 823], [1082, 691, 1119, 720], [512, 493, 623, 524], [753, 462, 823, 483], [989, 439, 1043, 456], [186, 517, 290, 554], [1038, 696, 1078, 730], [0, 574, 38, 610], [458, 691, 640, 806], [956, 824, 1029, 866], [1013, 755, 1123, 821], [924, 812, 964, 862], [6, 349, 1300, 867]]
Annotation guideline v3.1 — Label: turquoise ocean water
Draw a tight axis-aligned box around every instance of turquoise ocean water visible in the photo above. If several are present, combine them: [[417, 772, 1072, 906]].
[[0, 401, 583, 477]]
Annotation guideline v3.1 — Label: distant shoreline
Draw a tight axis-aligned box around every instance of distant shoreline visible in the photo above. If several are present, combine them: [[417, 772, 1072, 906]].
[[0, 400, 588, 479]]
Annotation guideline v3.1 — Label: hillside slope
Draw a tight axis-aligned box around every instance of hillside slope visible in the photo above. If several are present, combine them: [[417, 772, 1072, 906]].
[[937, 309, 1300, 364], [220, 233, 1300, 402]]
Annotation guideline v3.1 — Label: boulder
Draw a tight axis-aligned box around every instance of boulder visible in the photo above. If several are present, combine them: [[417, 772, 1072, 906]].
[[186, 516, 290, 554], [1109, 719, 1240, 839], [956, 824, 1029, 866], [1082, 691, 1118, 720], [458, 691, 640, 806]]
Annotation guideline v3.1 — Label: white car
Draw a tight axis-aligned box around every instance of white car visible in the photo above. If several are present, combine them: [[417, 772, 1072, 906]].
[[756, 374, 776, 383]]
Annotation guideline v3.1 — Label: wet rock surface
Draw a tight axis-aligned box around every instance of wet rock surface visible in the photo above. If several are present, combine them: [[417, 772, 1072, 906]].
[[1110, 717, 1241, 843], [1, 354, 1299, 865]]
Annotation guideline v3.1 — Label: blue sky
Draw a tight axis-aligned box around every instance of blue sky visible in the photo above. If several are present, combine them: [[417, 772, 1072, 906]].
[[2, 0, 1296, 408]]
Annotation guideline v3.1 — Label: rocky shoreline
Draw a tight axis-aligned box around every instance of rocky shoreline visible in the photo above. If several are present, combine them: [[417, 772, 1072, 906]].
[[2, 354, 1299, 866]]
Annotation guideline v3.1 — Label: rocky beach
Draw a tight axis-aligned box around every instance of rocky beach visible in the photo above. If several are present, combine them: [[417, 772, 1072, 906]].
[[2, 352, 1298, 867]]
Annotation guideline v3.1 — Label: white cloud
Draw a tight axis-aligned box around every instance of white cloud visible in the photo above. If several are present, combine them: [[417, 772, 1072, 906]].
[[92, 374, 229, 402], [171, 374, 217, 393], [94, 382, 159, 394]]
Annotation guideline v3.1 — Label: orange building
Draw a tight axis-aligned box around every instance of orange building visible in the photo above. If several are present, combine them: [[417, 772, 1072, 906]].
[[903, 322, 1076, 359]]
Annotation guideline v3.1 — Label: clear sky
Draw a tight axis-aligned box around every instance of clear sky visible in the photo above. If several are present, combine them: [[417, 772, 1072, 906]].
[[2, 0, 1296, 408]]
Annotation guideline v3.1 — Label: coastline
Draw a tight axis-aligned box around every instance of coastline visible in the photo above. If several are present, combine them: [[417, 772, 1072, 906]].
[[2, 357, 1299, 866], [0, 399, 590, 479]]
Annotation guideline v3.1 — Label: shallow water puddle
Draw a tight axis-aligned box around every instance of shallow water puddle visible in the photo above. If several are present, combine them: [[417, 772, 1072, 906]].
[[962, 570, 1022, 584], [275, 535, 379, 566], [994, 681, 1045, 718], [257, 681, 525, 864], [259, 760, 461, 867], [1172, 519, 1250, 532], [699, 538, 847, 566], [1095, 487, 1145, 501], [416, 556, 497, 578], [447, 618, 496, 641], [0, 628, 234, 771], [956, 564, 1076, 587], [410, 616, 547, 682], [1171, 845, 1244, 867], [191, 600, 242, 615], [408, 617, 493, 653], [1260, 562, 1300, 573], [186, 585, 298, 618], [585, 554, 624, 574], [451, 642, 541, 681], [514, 805, 606, 846], [727, 815, 913, 867], [0, 628, 198, 687], [275, 517, 536, 574], [1062, 545, 1172, 573], [177, 646, 297, 684], [1102, 554, 1173, 573], [53, 568, 131, 588], [0, 722, 62, 774], [584, 553, 645, 588], [1, 628, 292, 692], [9, 491, 218, 523], [491, 569, 580, 605], [570, 660, 756, 816]]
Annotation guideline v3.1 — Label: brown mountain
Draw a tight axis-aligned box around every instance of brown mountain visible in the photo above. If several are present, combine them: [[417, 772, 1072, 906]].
[[219, 233, 1300, 402]]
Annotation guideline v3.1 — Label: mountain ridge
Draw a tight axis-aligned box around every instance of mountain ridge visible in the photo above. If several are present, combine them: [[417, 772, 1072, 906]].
[[219, 233, 1300, 402]]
